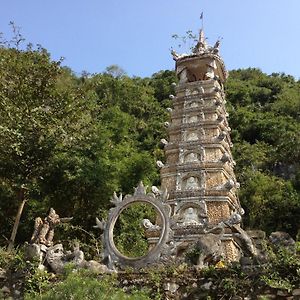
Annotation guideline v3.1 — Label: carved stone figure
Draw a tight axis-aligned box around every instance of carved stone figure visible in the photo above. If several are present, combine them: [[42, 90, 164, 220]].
[[30, 208, 72, 246], [185, 152, 199, 163], [188, 115, 198, 123], [182, 208, 200, 225], [186, 132, 198, 141], [196, 234, 224, 267], [156, 160, 165, 168], [142, 219, 161, 230], [185, 176, 199, 190], [46, 244, 65, 273], [204, 59, 217, 79]]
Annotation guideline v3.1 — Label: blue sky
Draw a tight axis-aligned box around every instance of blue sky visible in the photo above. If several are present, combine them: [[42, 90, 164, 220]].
[[1, 0, 300, 79]]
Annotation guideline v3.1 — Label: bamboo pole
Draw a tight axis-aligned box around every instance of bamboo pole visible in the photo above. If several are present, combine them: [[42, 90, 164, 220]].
[[7, 187, 27, 251]]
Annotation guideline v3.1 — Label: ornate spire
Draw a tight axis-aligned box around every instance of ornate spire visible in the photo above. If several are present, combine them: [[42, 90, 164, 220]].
[[193, 29, 208, 53]]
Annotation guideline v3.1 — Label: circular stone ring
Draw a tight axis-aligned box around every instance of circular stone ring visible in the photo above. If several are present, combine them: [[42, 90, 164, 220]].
[[103, 192, 171, 269]]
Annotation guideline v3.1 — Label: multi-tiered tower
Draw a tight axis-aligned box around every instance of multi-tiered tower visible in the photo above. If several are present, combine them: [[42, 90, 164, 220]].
[[102, 28, 253, 268], [160, 29, 242, 260]]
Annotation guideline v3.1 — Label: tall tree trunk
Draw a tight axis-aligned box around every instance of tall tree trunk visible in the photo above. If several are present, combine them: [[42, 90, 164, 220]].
[[7, 188, 27, 251]]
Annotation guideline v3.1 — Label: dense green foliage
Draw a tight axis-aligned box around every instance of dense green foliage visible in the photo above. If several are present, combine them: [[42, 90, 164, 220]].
[[0, 33, 299, 252], [114, 203, 157, 257], [226, 69, 300, 235]]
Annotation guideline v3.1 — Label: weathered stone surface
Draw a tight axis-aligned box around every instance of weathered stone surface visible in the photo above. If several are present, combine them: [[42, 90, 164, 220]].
[[164, 282, 179, 293], [1, 286, 10, 294], [293, 289, 300, 296], [277, 290, 289, 296], [0, 268, 6, 279], [200, 281, 213, 290], [85, 260, 109, 274], [30, 208, 72, 247], [269, 231, 295, 247]]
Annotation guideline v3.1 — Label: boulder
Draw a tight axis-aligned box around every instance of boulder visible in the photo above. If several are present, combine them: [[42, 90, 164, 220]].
[[269, 231, 295, 247]]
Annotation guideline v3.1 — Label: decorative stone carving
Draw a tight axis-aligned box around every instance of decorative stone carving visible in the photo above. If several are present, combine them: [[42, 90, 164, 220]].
[[184, 152, 199, 163], [100, 182, 171, 269], [186, 132, 198, 141], [189, 101, 198, 108], [160, 138, 169, 146], [30, 208, 72, 246], [142, 219, 161, 230], [182, 207, 200, 225], [200, 146, 205, 161], [156, 160, 165, 168], [185, 176, 200, 190], [188, 115, 198, 123], [205, 59, 217, 79], [185, 89, 191, 96], [178, 68, 189, 83], [189, 234, 224, 267]]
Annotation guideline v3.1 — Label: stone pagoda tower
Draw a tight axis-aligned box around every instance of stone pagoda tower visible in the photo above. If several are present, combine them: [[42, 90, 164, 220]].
[[159, 29, 243, 260], [102, 27, 256, 269]]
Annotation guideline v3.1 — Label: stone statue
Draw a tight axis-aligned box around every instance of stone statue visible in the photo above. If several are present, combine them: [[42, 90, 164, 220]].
[[185, 152, 199, 163], [187, 132, 198, 141], [188, 116, 198, 123], [185, 177, 199, 190], [156, 160, 165, 168], [142, 219, 160, 230], [183, 208, 200, 225], [45, 242, 109, 274], [30, 208, 72, 246], [189, 101, 198, 108]]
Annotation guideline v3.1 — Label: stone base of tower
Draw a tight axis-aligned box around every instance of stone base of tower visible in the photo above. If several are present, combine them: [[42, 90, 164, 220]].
[[221, 236, 241, 262], [146, 228, 242, 264]]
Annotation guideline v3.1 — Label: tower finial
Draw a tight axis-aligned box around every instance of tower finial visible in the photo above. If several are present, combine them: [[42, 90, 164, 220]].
[[200, 12, 204, 31], [193, 13, 207, 53], [194, 27, 207, 53]]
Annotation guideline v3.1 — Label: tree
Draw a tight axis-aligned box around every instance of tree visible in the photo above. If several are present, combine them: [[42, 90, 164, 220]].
[[0, 45, 96, 247]]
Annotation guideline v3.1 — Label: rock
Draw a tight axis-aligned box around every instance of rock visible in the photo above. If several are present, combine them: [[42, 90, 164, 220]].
[[246, 230, 266, 239], [37, 264, 46, 271], [13, 290, 21, 296], [164, 282, 179, 293], [0, 268, 6, 279], [269, 231, 295, 247], [293, 289, 300, 296], [277, 290, 289, 297], [201, 281, 213, 290], [240, 256, 252, 266], [25, 243, 43, 262], [85, 260, 109, 274], [46, 244, 65, 273], [1, 286, 10, 294]]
